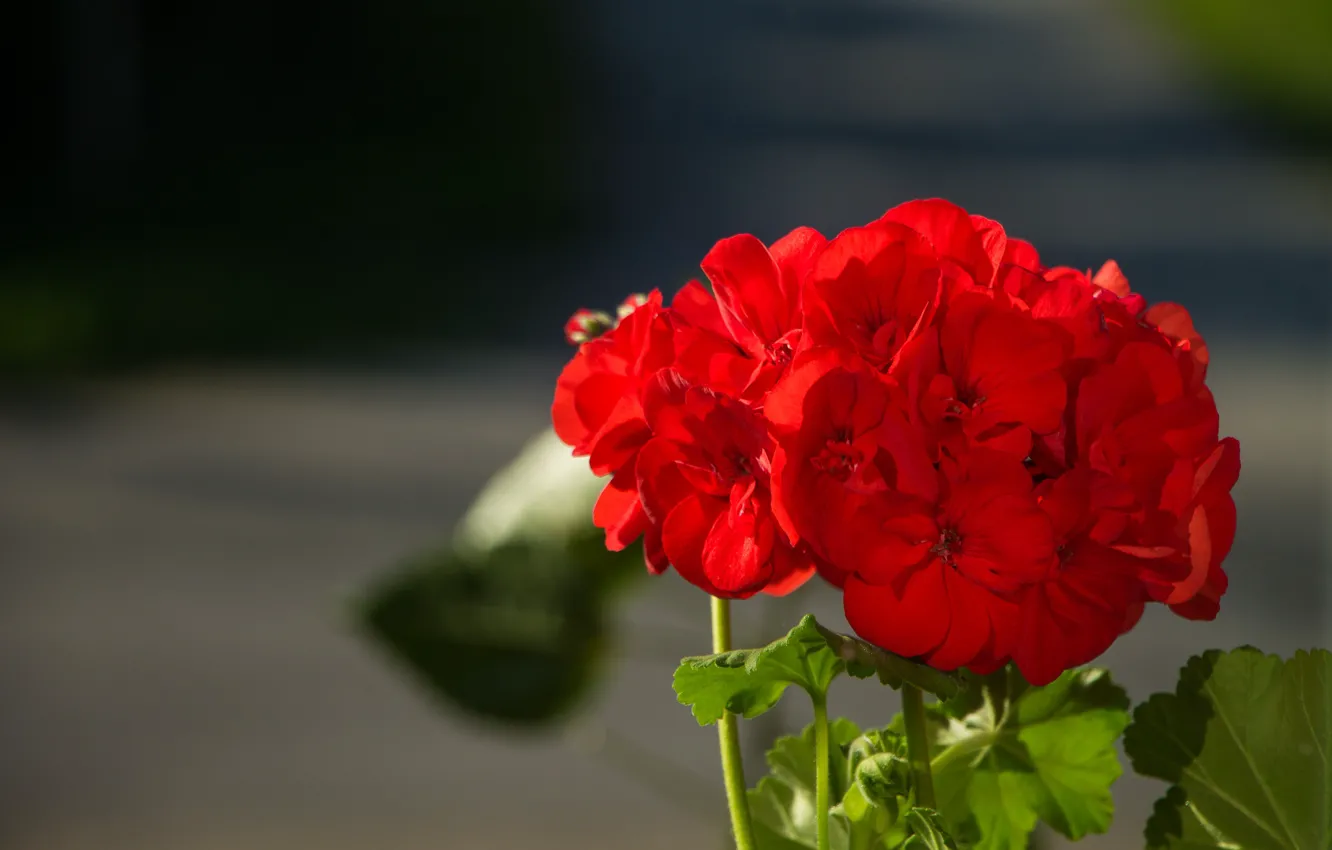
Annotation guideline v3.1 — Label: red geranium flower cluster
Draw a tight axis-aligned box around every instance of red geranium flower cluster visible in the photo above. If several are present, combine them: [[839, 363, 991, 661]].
[[552, 199, 1239, 685]]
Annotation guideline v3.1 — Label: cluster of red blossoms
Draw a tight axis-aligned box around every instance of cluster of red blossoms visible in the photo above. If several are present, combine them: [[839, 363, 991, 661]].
[[552, 199, 1239, 685]]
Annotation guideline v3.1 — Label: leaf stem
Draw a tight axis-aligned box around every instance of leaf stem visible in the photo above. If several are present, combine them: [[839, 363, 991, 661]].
[[812, 693, 832, 850], [901, 683, 937, 809], [711, 596, 757, 850], [930, 730, 998, 774]]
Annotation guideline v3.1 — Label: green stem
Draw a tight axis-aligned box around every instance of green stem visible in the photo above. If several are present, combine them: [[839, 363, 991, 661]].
[[812, 693, 832, 850], [901, 683, 937, 809], [930, 731, 996, 774], [712, 596, 757, 850]]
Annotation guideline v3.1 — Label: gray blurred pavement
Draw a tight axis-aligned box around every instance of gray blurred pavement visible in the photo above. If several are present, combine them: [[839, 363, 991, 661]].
[[2, 0, 1330, 848]]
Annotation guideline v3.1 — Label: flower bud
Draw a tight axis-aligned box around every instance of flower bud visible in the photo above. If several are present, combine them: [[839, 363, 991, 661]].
[[563, 309, 614, 345], [855, 752, 912, 807], [616, 293, 650, 320]]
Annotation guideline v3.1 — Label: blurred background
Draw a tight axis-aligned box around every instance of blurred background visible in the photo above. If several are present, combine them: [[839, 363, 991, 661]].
[[0, 0, 1328, 847]]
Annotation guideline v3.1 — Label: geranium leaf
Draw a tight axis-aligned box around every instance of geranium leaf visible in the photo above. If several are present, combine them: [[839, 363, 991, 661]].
[[356, 429, 639, 726], [674, 616, 963, 725], [929, 666, 1130, 850], [1144, 786, 1235, 850], [1125, 647, 1331, 850], [674, 615, 845, 724], [749, 719, 862, 850]]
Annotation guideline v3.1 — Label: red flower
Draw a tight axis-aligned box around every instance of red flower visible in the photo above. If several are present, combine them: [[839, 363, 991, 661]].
[[842, 450, 1053, 671], [637, 373, 815, 597], [1076, 342, 1220, 510], [679, 227, 827, 401], [550, 198, 1240, 683], [552, 291, 675, 550], [926, 290, 1070, 457], [803, 222, 943, 370], [997, 265, 1106, 362], [765, 349, 937, 573], [552, 290, 670, 467], [1014, 470, 1148, 685]]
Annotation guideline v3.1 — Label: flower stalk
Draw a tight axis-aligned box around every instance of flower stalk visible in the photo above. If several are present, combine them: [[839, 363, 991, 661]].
[[712, 596, 757, 850], [901, 683, 937, 809], [812, 693, 832, 850]]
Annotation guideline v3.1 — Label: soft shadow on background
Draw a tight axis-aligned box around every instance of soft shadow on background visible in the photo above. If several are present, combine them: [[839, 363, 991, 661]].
[[1, 1, 1328, 848]]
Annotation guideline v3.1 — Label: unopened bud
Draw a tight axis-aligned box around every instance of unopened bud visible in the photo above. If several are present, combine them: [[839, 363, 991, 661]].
[[855, 752, 912, 806], [564, 309, 614, 345], [616, 293, 650, 321]]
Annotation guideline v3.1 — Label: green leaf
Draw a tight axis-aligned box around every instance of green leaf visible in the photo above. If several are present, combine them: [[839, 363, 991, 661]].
[[1125, 648, 1331, 850], [904, 807, 959, 850], [750, 719, 862, 850], [673, 615, 846, 724], [674, 616, 962, 725], [356, 429, 639, 727], [1144, 786, 1236, 850], [929, 666, 1130, 850]]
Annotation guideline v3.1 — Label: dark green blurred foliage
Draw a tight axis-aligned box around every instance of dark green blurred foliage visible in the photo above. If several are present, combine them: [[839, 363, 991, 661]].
[[359, 533, 640, 727], [1137, 0, 1332, 147], [356, 430, 638, 728], [1, 0, 587, 375]]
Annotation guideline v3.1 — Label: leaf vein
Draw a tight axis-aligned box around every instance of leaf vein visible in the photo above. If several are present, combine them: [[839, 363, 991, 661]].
[[1201, 678, 1301, 850]]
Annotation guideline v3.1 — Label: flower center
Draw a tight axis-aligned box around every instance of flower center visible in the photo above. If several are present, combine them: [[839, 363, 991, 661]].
[[930, 527, 962, 566], [955, 385, 985, 407], [946, 386, 986, 418], [811, 431, 862, 481], [765, 340, 794, 366], [726, 451, 752, 478]]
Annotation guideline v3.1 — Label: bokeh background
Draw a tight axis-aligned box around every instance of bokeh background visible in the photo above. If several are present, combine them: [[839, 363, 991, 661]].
[[1, 0, 1328, 848]]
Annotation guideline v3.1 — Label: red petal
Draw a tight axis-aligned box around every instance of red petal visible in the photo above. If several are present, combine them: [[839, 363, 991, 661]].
[[586, 402, 648, 476], [643, 523, 670, 575], [762, 543, 817, 596], [593, 467, 647, 551], [969, 215, 1008, 275], [844, 565, 949, 659], [662, 494, 726, 593], [1165, 505, 1212, 605], [1002, 238, 1041, 272], [923, 569, 1007, 671], [702, 497, 774, 595], [671, 279, 729, 337], [879, 198, 994, 285], [769, 226, 828, 321], [552, 353, 595, 449], [1091, 260, 1131, 297], [768, 447, 801, 545], [702, 234, 789, 352], [1014, 583, 1080, 686], [635, 437, 692, 523]]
